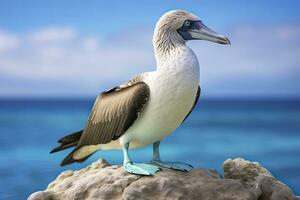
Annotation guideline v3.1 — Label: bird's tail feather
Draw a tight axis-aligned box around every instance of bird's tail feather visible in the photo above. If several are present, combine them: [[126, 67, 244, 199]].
[[60, 147, 95, 166], [57, 129, 83, 144], [50, 129, 97, 166], [50, 130, 83, 154]]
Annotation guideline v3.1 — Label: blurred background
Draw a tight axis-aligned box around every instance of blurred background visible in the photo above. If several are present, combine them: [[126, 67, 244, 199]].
[[0, 0, 300, 199]]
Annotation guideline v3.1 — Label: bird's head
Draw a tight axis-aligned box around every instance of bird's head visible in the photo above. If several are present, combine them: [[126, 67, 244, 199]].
[[154, 10, 230, 46]]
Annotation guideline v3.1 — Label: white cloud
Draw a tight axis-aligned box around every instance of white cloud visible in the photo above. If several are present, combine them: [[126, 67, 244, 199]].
[[0, 24, 299, 97], [82, 37, 100, 51], [0, 30, 20, 52], [28, 27, 77, 44]]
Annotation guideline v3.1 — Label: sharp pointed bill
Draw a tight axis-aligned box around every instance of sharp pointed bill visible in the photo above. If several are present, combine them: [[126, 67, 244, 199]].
[[178, 20, 231, 44], [50, 10, 230, 175]]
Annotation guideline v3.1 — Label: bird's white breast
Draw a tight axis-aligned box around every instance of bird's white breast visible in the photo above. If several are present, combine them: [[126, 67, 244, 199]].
[[117, 46, 200, 148]]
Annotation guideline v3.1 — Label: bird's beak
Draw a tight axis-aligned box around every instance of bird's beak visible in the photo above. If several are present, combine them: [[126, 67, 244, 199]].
[[188, 21, 230, 45]]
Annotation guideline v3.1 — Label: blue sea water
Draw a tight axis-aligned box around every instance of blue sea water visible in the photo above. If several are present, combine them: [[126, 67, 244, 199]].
[[0, 98, 299, 199]]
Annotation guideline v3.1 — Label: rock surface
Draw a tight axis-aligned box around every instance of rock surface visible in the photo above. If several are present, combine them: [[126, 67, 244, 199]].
[[28, 158, 299, 200]]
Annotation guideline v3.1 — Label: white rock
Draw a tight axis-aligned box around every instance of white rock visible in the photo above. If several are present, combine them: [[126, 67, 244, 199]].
[[28, 158, 299, 200]]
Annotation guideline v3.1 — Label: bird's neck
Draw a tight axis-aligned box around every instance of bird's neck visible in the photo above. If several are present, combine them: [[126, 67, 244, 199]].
[[153, 33, 199, 73], [153, 30, 185, 67]]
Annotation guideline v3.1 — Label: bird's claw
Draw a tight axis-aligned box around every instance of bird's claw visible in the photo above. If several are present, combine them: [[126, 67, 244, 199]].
[[123, 162, 160, 176]]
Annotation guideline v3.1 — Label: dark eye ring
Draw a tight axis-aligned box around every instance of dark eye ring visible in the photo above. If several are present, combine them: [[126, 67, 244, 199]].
[[184, 21, 190, 27]]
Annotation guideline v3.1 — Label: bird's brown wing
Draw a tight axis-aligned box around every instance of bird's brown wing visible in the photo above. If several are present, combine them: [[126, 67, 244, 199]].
[[77, 82, 150, 146], [182, 86, 201, 122]]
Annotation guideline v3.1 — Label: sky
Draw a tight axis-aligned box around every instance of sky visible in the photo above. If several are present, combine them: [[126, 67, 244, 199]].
[[0, 0, 300, 98]]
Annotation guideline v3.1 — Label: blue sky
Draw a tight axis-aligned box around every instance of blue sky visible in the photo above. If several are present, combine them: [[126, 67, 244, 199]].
[[1, 0, 300, 34], [0, 0, 300, 98]]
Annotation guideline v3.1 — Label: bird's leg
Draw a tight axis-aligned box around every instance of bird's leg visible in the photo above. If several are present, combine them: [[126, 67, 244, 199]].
[[153, 141, 161, 161], [123, 143, 131, 166], [151, 141, 193, 172], [122, 142, 160, 176]]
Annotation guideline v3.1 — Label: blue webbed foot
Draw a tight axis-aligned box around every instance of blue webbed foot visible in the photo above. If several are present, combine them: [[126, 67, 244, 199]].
[[124, 162, 160, 176], [151, 160, 193, 172]]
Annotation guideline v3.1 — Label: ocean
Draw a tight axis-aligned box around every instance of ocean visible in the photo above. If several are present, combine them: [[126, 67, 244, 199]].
[[0, 98, 299, 199]]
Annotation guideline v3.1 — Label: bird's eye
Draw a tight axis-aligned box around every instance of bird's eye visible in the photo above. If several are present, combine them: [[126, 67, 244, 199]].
[[184, 21, 191, 27]]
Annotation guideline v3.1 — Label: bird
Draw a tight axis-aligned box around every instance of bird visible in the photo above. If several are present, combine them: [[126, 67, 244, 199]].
[[50, 10, 230, 176]]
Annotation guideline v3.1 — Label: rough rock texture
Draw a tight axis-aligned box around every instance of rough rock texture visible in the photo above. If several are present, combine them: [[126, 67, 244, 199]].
[[28, 158, 299, 200]]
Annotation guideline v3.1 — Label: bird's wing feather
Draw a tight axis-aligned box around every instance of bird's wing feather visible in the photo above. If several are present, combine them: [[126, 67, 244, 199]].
[[182, 86, 201, 122], [77, 81, 150, 146]]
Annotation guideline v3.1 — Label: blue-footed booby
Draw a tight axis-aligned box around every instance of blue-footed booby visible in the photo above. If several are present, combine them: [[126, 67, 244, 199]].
[[50, 10, 230, 175]]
